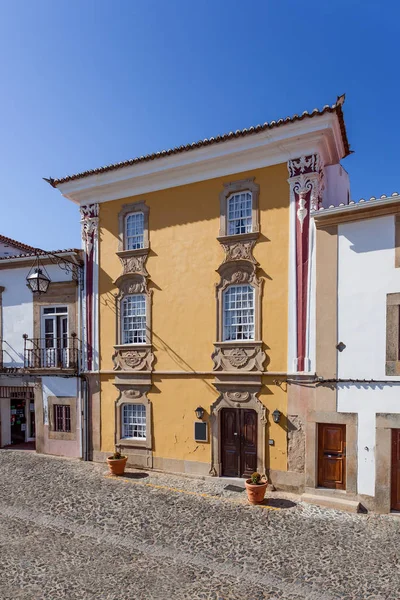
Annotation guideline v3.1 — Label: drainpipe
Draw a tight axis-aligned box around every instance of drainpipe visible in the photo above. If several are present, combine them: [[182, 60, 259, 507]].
[[81, 375, 89, 461]]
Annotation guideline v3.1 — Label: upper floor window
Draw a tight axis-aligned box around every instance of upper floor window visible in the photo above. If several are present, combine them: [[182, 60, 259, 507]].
[[219, 179, 259, 238], [227, 192, 252, 235], [125, 212, 144, 250], [223, 285, 255, 341], [122, 294, 146, 344], [122, 403, 147, 439]]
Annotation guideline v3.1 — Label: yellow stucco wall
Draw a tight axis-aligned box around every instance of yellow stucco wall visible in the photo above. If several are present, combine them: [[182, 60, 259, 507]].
[[98, 163, 289, 471]]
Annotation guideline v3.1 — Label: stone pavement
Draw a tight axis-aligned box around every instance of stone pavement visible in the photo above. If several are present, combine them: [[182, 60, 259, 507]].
[[0, 451, 399, 600]]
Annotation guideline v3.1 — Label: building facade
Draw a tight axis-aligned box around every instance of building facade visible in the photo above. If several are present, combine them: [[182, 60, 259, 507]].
[[298, 195, 400, 513], [49, 97, 350, 489], [0, 235, 83, 458]]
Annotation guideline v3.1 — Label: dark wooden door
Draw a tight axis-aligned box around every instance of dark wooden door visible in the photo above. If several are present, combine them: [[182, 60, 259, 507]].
[[318, 423, 346, 490], [391, 429, 400, 511], [221, 408, 257, 478]]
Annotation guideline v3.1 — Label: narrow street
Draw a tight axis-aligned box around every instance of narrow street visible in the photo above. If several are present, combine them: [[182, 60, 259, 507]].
[[0, 451, 398, 600]]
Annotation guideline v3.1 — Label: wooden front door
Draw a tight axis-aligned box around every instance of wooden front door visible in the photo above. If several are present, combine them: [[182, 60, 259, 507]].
[[391, 429, 400, 511], [317, 423, 346, 490], [221, 408, 257, 478]]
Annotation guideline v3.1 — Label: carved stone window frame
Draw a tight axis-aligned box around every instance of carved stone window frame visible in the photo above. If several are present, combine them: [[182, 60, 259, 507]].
[[386, 292, 400, 375], [219, 178, 260, 239], [115, 386, 152, 450], [118, 201, 149, 256], [209, 387, 267, 476], [115, 277, 152, 346], [215, 262, 263, 343], [48, 396, 77, 441]]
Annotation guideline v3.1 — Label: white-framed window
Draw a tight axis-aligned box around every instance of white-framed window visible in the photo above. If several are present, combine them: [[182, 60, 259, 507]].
[[122, 403, 146, 439], [223, 285, 255, 341], [122, 294, 146, 344], [125, 212, 144, 250], [227, 192, 252, 235]]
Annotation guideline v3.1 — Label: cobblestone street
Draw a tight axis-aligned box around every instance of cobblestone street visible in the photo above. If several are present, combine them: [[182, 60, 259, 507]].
[[0, 451, 399, 599]]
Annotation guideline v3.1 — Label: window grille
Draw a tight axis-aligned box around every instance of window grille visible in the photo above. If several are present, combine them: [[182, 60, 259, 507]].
[[54, 405, 71, 432]]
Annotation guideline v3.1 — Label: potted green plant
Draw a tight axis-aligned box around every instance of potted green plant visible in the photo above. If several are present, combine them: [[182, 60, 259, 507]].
[[245, 472, 268, 504], [106, 447, 128, 476]]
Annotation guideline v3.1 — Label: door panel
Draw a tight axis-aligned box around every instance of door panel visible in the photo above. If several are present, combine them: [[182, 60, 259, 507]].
[[318, 423, 346, 490], [391, 429, 400, 511], [221, 409, 239, 477], [240, 410, 257, 477], [221, 408, 257, 478]]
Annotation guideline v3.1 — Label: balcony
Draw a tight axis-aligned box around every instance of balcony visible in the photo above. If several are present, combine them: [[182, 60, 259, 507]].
[[23, 335, 80, 374]]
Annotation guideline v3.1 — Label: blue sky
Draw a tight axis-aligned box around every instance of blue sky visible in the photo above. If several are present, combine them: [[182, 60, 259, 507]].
[[1, 0, 399, 250]]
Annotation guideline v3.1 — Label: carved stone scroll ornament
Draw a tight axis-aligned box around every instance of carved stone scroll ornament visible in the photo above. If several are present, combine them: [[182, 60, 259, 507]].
[[216, 261, 262, 294], [221, 238, 257, 264], [80, 204, 99, 256], [115, 274, 148, 297], [212, 343, 266, 372], [119, 253, 149, 277], [112, 345, 154, 372]]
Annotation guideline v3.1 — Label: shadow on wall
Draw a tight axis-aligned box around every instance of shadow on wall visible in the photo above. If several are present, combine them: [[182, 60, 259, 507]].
[[340, 220, 394, 254], [2, 342, 24, 367]]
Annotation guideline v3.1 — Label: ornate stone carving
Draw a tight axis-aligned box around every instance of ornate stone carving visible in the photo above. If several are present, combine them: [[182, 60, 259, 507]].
[[119, 253, 149, 277], [216, 261, 262, 295], [112, 345, 154, 371], [287, 154, 324, 373], [225, 391, 250, 402], [212, 343, 266, 372], [221, 238, 257, 264], [80, 204, 99, 255]]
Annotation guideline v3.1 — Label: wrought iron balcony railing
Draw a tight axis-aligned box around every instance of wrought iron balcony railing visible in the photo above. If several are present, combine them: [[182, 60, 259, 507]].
[[23, 335, 80, 371]]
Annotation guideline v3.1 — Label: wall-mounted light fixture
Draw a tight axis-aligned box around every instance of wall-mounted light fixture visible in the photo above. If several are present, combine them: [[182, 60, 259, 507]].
[[195, 406, 205, 420], [272, 409, 281, 424]]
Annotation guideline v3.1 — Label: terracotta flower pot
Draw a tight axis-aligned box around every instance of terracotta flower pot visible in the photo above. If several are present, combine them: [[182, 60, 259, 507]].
[[245, 479, 268, 504], [107, 456, 128, 476]]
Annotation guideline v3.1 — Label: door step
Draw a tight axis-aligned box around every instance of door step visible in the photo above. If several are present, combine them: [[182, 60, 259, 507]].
[[301, 493, 360, 513]]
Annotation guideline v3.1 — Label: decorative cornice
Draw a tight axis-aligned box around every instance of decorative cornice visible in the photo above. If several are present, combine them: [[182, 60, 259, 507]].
[[48, 98, 349, 191]]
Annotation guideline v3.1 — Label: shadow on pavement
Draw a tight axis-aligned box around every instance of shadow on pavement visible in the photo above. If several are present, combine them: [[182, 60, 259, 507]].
[[123, 472, 149, 479], [262, 498, 297, 509]]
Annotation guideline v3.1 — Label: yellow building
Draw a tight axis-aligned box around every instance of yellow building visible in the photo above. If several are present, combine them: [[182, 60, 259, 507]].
[[49, 97, 350, 489]]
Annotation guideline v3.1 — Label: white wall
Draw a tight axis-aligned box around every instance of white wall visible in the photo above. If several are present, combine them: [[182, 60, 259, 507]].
[[322, 164, 350, 208], [42, 377, 79, 425], [1, 264, 73, 367], [337, 215, 400, 496]]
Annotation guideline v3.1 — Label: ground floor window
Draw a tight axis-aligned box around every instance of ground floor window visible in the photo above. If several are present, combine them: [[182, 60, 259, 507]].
[[54, 404, 71, 433], [122, 404, 146, 439]]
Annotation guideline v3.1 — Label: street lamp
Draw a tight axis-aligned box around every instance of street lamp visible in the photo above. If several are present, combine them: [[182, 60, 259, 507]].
[[26, 252, 82, 295], [26, 257, 51, 294], [272, 409, 281, 424], [195, 406, 205, 420]]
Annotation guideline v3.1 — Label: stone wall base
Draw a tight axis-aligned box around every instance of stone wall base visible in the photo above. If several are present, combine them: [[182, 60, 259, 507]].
[[268, 469, 305, 493]]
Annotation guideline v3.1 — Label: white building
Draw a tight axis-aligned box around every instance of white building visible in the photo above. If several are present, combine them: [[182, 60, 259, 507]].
[[0, 235, 83, 458], [309, 193, 400, 513]]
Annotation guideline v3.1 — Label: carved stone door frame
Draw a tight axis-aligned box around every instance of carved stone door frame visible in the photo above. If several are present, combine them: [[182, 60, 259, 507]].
[[210, 388, 267, 477]]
